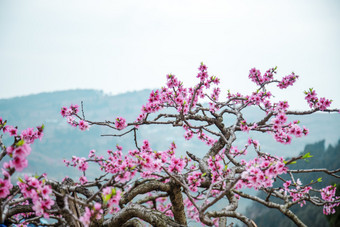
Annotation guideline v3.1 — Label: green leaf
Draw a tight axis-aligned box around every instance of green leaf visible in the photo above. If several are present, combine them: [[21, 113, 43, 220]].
[[112, 188, 116, 196], [16, 140, 25, 147], [18, 177, 24, 183], [103, 194, 112, 203], [302, 152, 313, 160], [317, 177, 322, 182], [135, 155, 143, 161], [302, 152, 313, 162], [202, 172, 207, 177]]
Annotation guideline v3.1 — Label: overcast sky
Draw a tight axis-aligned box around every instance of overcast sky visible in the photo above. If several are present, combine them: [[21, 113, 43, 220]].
[[0, 0, 339, 110]]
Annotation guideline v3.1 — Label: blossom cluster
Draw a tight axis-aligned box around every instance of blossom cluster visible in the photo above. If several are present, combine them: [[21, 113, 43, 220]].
[[207, 152, 229, 184], [320, 185, 340, 215], [5, 143, 31, 172], [0, 177, 12, 199], [2, 118, 43, 145], [239, 120, 258, 133], [182, 124, 217, 147], [65, 141, 187, 186], [285, 179, 312, 208], [63, 156, 90, 184], [187, 171, 204, 192], [137, 63, 220, 124], [115, 117, 127, 130], [248, 66, 298, 89], [60, 104, 90, 131], [184, 197, 200, 223], [271, 113, 308, 144], [246, 91, 272, 108], [228, 91, 310, 145], [248, 67, 276, 86], [209, 87, 221, 113], [0, 119, 53, 226], [17, 175, 54, 218], [304, 88, 332, 111], [102, 187, 121, 214], [277, 72, 299, 89], [79, 203, 103, 227], [0, 118, 44, 198], [237, 155, 287, 190]]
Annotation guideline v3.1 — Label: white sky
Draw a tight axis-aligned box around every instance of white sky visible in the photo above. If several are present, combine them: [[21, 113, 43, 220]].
[[0, 0, 339, 110]]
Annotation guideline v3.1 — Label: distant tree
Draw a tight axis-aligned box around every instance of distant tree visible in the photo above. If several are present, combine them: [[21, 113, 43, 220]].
[[1, 63, 340, 226]]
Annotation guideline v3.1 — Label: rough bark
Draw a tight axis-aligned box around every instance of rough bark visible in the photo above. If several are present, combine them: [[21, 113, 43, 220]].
[[6, 205, 34, 220], [219, 217, 227, 227], [206, 210, 257, 227], [168, 181, 187, 225], [121, 218, 144, 227], [203, 137, 226, 163], [103, 203, 186, 227], [120, 180, 170, 207]]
